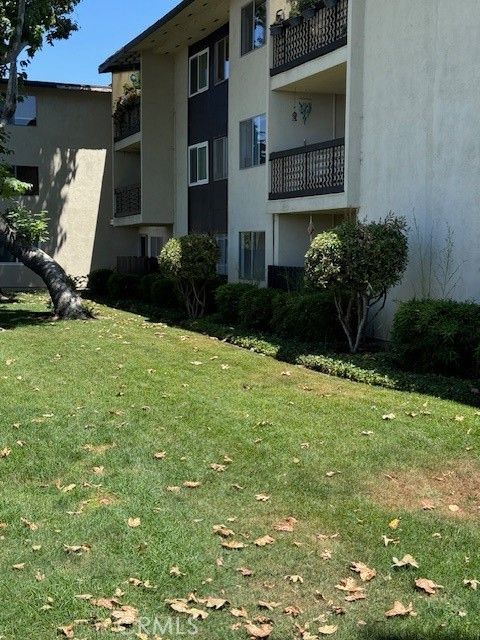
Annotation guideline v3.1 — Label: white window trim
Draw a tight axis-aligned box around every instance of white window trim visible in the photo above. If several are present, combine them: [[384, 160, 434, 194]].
[[214, 36, 229, 86], [189, 48, 210, 98], [188, 141, 209, 187]]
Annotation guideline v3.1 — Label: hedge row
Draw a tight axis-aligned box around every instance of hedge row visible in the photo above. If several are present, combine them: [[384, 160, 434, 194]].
[[87, 270, 179, 308]]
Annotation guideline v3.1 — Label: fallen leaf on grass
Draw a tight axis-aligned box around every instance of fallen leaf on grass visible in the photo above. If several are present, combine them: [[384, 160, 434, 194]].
[[284, 605, 302, 617], [21, 518, 39, 531], [231, 607, 248, 618], [169, 566, 185, 578], [12, 563, 25, 570], [388, 518, 400, 530], [210, 463, 227, 472], [382, 413, 396, 420], [274, 517, 297, 532], [335, 578, 364, 594], [392, 554, 419, 569], [0, 448, 12, 458], [421, 500, 435, 510], [255, 494, 271, 502], [213, 524, 235, 538], [245, 623, 273, 638], [255, 535, 275, 547], [464, 579, 479, 590], [58, 625, 75, 638], [111, 605, 139, 627], [350, 562, 376, 582], [258, 601, 280, 610], [199, 597, 228, 610], [127, 518, 141, 528], [285, 575, 304, 584], [415, 578, 443, 595], [237, 567, 253, 577], [222, 540, 246, 550], [183, 481, 201, 489], [319, 625, 338, 635], [167, 600, 208, 620], [154, 451, 166, 460], [385, 601, 415, 618], [129, 577, 158, 589], [64, 544, 91, 555], [448, 504, 460, 513]]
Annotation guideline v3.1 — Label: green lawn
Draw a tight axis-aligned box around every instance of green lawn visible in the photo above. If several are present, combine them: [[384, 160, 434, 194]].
[[0, 293, 479, 640]]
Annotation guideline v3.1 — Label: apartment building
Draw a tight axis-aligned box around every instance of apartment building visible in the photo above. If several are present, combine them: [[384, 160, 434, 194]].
[[0, 80, 136, 288], [100, 0, 480, 333]]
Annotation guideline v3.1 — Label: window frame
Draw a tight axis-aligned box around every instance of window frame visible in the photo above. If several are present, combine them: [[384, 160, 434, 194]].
[[188, 141, 209, 187], [189, 48, 210, 98], [214, 35, 230, 85], [216, 233, 228, 276], [239, 114, 266, 170], [213, 136, 228, 181], [7, 95, 37, 127], [241, 0, 267, 57], [239, 231, 266, 282], [149, 236, 164, 259]]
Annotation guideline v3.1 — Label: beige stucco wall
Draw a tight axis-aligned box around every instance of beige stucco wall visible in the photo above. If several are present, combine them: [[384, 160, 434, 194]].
[[1, 85, 137, 288], [357, 0, 480, 335]]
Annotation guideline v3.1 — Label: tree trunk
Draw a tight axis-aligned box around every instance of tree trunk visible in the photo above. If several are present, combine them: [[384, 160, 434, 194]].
[[0, 216, 90, 320]]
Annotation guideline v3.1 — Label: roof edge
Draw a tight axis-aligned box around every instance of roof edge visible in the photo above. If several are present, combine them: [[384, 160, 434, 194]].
[[98, 0, 195, 74], [0, 78, 111, 92]]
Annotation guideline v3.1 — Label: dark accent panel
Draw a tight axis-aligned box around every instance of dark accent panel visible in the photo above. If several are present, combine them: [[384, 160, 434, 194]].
[[189, 180, 228, 235], [188, 23, 229, 235], [117, 256, 158, 275]]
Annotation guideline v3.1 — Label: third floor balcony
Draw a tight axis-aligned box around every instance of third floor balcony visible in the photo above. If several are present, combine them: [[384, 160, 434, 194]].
[[114, 95, 141, 144], [271, 0, 348, 76]]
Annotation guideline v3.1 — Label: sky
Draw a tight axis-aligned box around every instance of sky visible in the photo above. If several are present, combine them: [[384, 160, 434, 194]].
[[25, 0, 179, 86]]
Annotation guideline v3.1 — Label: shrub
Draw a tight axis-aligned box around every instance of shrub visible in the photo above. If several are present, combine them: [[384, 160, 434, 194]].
[[139, 274, 159, 303], [391, 299, 480, 377], [271, 291, 340, 344], [215, 283, 258, 323], [88, 269, 113, 297], [107, 273, 141, 300], [159, 235, 220, 319], [305, 214, 408, 353], [150, 276, 179, 308], [238, 287, 279, 331]]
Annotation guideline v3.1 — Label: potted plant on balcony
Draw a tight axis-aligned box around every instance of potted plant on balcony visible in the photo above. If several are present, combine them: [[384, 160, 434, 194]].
[[113, 84, 141, 136], [298, 0, 319, 20], [270, 9, 285, 36], [286, 1, 304, 27]]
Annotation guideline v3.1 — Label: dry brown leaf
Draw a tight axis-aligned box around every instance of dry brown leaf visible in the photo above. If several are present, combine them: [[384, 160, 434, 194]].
[[231, 607, 248, 618], [350, 562, 376, 582], [255, 535, 275, 547], [335, 578, 364, 594], [318, 626, 338, 635], [12, 563, 25, 570], [448, 504, 460, 513], [183, 481, 201, 489], [21, 517, 39, 531], [345, 592, 366, 602], [421, 500, 435, 511], [274, 517, 297, 532], [245, 623, 273, 638], [1, 448, 12, 458], [64, 544, 91, 555], [169, 566, 185, 578], [237, 567, 253, 577], [57, 625, 75, 638], [385, 601, 415, 618], [415, 578, 443, 595], [154, 451, 166, 460], [221, 540, 246, 550], [383, 413, 396, 420], [210, 463, 227, 472], [258, 600, 280, 611], [285, 574, 304, 584], [111, 605, 139, 627], [388, 518, 400, 530], [127, 517, 141, 528], [464, 578, 479, 590], [392, 554, 419, 569], [200, 597, 228, 610], [255, 494, 270, 502], [213, 524, 235, 538], [284, 605, 302, 617]]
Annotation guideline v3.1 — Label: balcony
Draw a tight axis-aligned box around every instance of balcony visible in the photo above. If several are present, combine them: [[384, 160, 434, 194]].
[[114, 184, 141, 218], [114, 98, 141, 143], [271, 0, 348, 76], [269, 138, 345, 200]]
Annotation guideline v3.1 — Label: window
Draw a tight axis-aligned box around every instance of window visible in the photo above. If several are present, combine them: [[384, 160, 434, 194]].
[[7, 96, 37, 126], [189, 142, 209, 186], [240, 114, 266, 169], [140, 235, 148, 257], [241, 0, 266, 56], [150, 236, 164, 258], [213, 137, 228, 181], [13, 166, 39, 196], [214, 36, 230, 84], [189, 48, 209, 97], [216, 234, 228, 276], [239, 231, 265, 282]]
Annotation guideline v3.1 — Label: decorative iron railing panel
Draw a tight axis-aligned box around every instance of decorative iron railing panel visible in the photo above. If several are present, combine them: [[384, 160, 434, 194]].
[[114, 184, 141, 218], [269, 138, 345, 200], [114, 100, 141, 142], [271, 0, 348, 75]]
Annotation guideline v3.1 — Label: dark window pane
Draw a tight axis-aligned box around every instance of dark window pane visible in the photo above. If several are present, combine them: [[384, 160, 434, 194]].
[[254, 0, 266, 49], [8, 96, 37, 126], [252, 232, 266, 281], [240, 119, 253, 169], [215, 37, 230, 84], [241, 3, 254, 55], [15, 166, 39, 195], [198, 51, 208, 91], [189, 147, 198, 184], [239, 232, 252, 280], [190, 56, 198, 95]]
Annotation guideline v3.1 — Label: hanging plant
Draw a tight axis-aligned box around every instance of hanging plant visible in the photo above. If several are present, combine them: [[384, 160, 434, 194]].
[[113, 85, 141, 125]]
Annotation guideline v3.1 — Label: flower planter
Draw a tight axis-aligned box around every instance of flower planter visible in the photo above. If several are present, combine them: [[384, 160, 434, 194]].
[[270, 23, 284, 36]]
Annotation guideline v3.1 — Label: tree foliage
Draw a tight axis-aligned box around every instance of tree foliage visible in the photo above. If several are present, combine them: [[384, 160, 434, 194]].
[[305, 215, 408, 353], [159, 235, 219, 319]]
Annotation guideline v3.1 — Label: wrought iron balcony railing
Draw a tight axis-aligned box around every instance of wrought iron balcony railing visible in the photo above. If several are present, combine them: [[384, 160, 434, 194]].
[[114, 99, 141, 142], [114, 184, 141, 218], [269, 138, 345, 200], [271, 0, 348, 76]]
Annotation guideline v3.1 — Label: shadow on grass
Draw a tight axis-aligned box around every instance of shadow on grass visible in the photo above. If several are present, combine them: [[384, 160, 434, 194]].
[[360, 626, 475, 640], [87, 296, 480, 408], [0, 305, 52, 330]]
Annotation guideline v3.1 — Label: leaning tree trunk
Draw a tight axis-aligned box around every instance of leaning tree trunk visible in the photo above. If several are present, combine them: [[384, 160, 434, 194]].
[[0, 216, 90, 320]]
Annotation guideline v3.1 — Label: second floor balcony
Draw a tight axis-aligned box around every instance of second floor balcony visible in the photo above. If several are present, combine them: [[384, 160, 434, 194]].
[[114, 96, 141, 143], [114, 184, 141, 218], [271, 0, 348, 76], [269, 138, 345, 200]]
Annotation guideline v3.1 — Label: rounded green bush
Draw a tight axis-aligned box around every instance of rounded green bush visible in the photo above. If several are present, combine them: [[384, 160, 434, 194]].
[[107, 273, 141, 300], [238, 287, 279, 331], [215, 283, 259, 323], [87, 269, 113, 297], [271, 291, 340, 344], [150, 276, 178, 308]]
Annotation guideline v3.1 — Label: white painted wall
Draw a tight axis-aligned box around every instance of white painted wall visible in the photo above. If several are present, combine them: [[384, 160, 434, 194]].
[[174, 48, 189, 237], [228, 0, 272, 282], [357, 0, 480, 334]]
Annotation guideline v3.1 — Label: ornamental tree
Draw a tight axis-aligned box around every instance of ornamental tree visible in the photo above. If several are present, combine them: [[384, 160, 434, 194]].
[[305, 215, 408, 353], [0, 0, 90, 319], [159, 235, 219, 319]]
